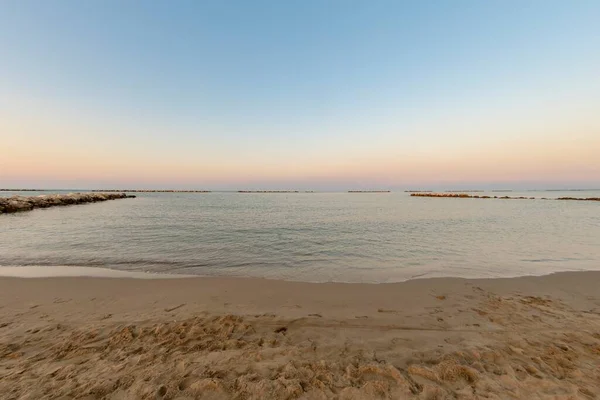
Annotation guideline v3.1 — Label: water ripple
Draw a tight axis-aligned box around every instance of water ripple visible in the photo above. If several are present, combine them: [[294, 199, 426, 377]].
[[1, 191, 600, 282]]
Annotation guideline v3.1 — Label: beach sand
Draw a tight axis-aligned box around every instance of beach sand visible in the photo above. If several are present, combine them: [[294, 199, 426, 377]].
[[1, 272, 599, 399]]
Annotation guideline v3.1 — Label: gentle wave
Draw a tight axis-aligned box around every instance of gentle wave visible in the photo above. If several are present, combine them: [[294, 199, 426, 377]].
[[0, 266, 192, 279]]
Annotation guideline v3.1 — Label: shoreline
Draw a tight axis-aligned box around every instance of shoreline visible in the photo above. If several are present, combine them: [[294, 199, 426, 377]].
[[0, 266, 193, 280], [1, 271, 599, 398], [0, 265, 598, 284]]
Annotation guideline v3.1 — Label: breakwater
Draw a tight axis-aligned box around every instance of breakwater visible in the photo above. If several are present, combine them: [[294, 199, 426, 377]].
[[556, 197, 600, 201], [0, 193, 135, 214], [1, 189, 211, 193], [410, 193, 600, 201], [410, 193, 521, 199]]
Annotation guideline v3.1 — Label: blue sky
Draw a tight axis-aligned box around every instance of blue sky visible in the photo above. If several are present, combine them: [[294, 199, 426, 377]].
[[1, 1, 599, 189]]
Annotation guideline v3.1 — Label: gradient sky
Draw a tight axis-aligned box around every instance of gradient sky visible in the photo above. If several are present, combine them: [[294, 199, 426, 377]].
[[1, 1, 599, 190]]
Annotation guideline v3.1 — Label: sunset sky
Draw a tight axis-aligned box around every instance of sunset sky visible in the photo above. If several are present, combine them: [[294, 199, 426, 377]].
[[1, 1, 599, 190]]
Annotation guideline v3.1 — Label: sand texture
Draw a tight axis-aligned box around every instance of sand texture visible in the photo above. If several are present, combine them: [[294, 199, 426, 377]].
[[1, 271, 600, 399]]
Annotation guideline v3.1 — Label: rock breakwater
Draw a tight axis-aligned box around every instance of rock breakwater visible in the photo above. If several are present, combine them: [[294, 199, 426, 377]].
[[556, 197, 600, 201], [411, 193, 495, 199], [410, 193, 600, 201], [0, 192, 135, 214]]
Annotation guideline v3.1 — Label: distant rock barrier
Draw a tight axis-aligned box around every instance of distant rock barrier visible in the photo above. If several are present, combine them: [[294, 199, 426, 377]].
[[410, 193, 599, 201], [556, 197, 600, 201], [0, 193, 135, 214], [0, 189, 212, 193], [411, 193, 494, 198], [0, 189, 46, 192]]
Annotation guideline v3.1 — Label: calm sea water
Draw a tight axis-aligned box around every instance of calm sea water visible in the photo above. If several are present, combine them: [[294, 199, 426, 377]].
[[1, 191, 599, 282]]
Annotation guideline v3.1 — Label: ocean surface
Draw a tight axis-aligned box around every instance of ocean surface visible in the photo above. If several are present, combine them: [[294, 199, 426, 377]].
[[1, 190, 599, 283]]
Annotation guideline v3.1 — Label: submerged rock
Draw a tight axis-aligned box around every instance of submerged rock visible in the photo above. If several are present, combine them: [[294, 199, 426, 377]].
[[0, 193, 135, 214]]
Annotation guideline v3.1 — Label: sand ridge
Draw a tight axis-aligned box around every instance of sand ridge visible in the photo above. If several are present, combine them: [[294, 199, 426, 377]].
[[1, 272, 599, 399]]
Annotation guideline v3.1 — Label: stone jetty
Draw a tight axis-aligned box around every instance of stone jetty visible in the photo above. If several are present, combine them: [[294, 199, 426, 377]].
[[410, 193, 600, 201], [411, 193, 490, 198], [410, 193, 531, 199], [0, 192, 135, 214], [556, 197, 600, 201]]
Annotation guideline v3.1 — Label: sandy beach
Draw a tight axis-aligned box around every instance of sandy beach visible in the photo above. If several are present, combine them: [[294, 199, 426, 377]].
[[0, 272, 599, 399]]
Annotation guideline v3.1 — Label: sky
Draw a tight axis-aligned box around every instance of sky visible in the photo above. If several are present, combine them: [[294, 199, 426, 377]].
[[1, 1, 599, 190]]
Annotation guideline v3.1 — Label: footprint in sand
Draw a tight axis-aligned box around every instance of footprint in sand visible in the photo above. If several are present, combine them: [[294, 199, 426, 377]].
[[178, 377, 195, 391]]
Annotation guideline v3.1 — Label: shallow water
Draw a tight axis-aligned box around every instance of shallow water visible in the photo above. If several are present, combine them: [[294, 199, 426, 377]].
[[1, 191, 599, 282]]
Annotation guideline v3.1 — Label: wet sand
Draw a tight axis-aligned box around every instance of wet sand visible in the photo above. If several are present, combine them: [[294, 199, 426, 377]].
[[1, 271, 599, 399]]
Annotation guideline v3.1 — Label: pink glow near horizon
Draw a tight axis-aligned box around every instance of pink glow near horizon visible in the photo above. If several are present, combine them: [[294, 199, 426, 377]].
[[2, 89, 599, 189]]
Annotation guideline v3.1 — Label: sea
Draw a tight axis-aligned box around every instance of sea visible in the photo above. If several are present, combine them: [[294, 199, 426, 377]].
[[1, 190, 599, 283]]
